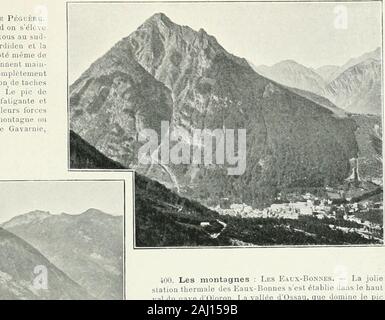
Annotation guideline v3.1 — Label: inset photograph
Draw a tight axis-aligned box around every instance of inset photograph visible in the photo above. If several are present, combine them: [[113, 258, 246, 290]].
[[68, 2, 383, 247], [0, 180, 125, 300]]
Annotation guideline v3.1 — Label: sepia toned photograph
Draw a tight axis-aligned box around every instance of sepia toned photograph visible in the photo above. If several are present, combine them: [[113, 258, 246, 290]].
[[0, 180, 125, 299], [68, 1, 383, 247]]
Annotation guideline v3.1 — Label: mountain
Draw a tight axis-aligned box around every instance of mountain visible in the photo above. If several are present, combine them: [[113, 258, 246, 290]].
[[70, 24, 173, 166], [338, 47, 381, 78], [70, 13, 359, 207], [69, 131, 381, 247], [0, 228, 92, 300], [3, 208, 123, 300], [324, 59, 382, 115], [350, 114, 382, 181], [315, 65, 340, 83], [255, 60, 326, 95]]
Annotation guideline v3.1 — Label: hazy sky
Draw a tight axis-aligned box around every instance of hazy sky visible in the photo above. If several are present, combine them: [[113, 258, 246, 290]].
[[68, 1, 382, 83], [0, 180, 124, 223]]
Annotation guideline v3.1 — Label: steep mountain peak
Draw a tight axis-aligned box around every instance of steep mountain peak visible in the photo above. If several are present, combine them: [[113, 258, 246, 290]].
[[1, 210, 51, 229], [332, 57, 381, 83]]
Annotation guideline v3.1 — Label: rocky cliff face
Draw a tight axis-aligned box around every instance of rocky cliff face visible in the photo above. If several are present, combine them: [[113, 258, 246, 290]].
[[70, 13, 359, 207]]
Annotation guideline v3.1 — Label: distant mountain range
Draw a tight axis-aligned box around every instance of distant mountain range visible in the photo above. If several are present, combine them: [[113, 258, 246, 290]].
[[67, 12, 382, 248], [0, 208, 123, 300], [324, 58, 381, 115], [315, 65, 340, 83], [70, 12, 360, 208], [256, 60, 327, 95], [254, 47, 382, 115]]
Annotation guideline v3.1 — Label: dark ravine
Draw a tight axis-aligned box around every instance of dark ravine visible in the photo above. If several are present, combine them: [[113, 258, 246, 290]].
[[70, 13, 359, 208], [70, 129, 126, 169]]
